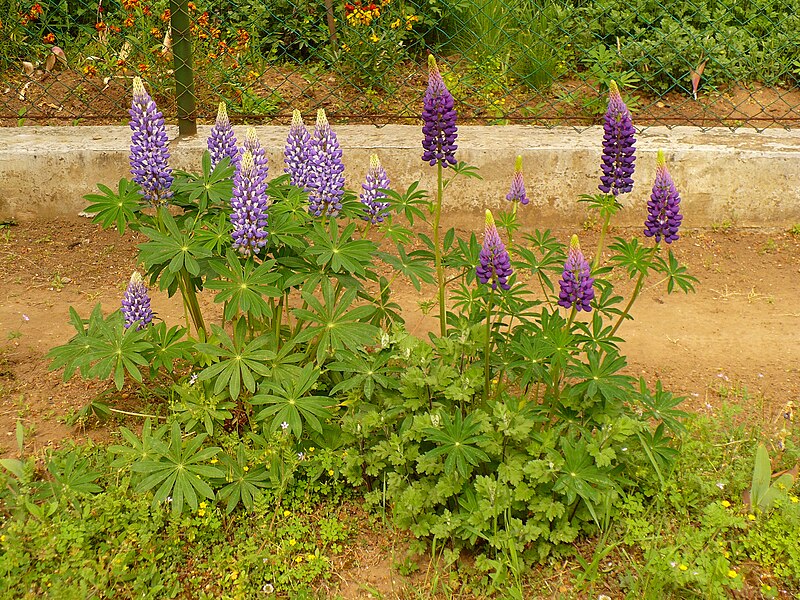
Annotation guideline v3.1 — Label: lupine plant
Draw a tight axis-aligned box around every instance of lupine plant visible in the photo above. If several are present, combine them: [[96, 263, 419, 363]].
[[47, 73, 697, 583]]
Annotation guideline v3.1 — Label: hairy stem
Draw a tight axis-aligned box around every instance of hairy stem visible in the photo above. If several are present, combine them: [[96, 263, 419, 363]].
[[433, 161, 447, 337]]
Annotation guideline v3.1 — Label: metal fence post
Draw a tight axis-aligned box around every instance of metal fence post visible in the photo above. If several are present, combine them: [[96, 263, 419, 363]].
[[169, 0, 197, 136]]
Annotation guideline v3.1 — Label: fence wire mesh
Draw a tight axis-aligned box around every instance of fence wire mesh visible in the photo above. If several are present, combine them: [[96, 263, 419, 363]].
[[2, 0, 800, 128]]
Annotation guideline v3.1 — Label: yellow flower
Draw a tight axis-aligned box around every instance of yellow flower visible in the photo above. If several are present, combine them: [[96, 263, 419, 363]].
[[306, 553, 315, 561], [748, 514, 756, 521], [283, 510, 291, 517], [309, 447, 315, 452], [791, 495, 799, 503], [289, 539, 297, 546], [369, 33, 379, 43], [198, 509, 206, 516], [295, 556, 303, 563], [0, 535, 5, 542], [210, 457, 218, 464], [678, 564, 688, 571], [721, 500, 731, 508], [390, 18, 400, 28], [231, 571, 239, 580], [727, 570, 738, 578], [200, 502, 207, 508], [724, 551, 730, 558], [243, 465, 249, 472], [328, 469, 334, 476]]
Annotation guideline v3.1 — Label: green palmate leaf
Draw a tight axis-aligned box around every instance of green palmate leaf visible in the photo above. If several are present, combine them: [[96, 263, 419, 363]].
[[171, 383, 234, 436], [423, 410, 491, 478], [635, 378, 688, 434], [251, 363, 334, 437], [376, 246, 435, 292], [384, 181, 430, 226], [507, 333, 552, 389], [172, 151, 235, 213], [578, 193, 623, 220], [573, 311, 623, 353], [636, 423, 679, 486], [365, 276, 404, 327], [216, 444, 272, 514], [83, 178, 143, 234], [109, 418, 169, 469], [46, 304, 105, 380], [608, 237, 655, 279], [327, 349, 399, 401], [292, 278, 379, 364], [144, 322, 193, 374], [305, 221, 377, 276], [443, 161, 483, 191], [205, 249, 282, 321], [447, 231, 481, 273], [195, 320, 275, 400], [195, 211, 233, 254], [138, 212, 212, 290], [132, 421, 224, 515], [44, 452, 103, 496], [378, 221, 414, 245], [77, 310, 150, 390], [553, 438, 615, 526], [567, 349, 635, 406], [655, 249, 699, 294]]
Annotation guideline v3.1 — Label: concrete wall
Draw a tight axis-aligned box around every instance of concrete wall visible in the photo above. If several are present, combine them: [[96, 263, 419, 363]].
[[1, 125, 799, 228]]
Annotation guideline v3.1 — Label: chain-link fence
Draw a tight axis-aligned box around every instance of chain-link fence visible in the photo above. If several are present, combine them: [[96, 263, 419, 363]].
[[2, 0, 800, 128]]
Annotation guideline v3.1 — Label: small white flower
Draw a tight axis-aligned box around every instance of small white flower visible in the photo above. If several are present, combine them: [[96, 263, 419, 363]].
[[297, 452, 305, 460], [189, 373, 198, 385], [280, 421, 289, 430], [262, 582, 274, 594], [716, 482, 725, 490], [21, 314, 29, 322]]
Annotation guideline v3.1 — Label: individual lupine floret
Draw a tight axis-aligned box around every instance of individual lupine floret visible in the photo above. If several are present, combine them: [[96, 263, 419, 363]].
[[422, 55, 458, 168], [121, 271, 154, 330], [558, 235, 595, 312], [506, 155, 529, 205], [230, 150, 269, 257], [359, 154, 391, 224], [207, 102, 239, 170], [599, 81, 636, 196], [129, 77, 173, 206], [241, 126, 268, 187], [644, 150, 683, 243], [308, 108, 345, 218], [284, 109, 314, 191], [476, 210, 513, 291]]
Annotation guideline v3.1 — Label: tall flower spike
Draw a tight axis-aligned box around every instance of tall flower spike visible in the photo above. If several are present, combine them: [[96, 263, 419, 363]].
[[360, 154, 391, 224], [476, 210, 513, 291], [308, 108, 345, 218], [208, 102, 239, 170], [121, 271, 154, 330], [644, 150, 683, 243], [284, 109, 313, 191], [599, 81, 636, 196], [129, 77, 173, 206], [506, 155, 529, 205], [422, 55, 458, 168], [241, 127, 269, 186], [558, 235, 595, 312], [230, 150, 269, 257]]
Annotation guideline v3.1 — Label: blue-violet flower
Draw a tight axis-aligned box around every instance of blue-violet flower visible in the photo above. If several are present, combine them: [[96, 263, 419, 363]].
[[129, 77, 173, 206], [476, 210, 513, 291], [360, 154, 391, 224], [599, 81, 636, 196], [308, 108, 345, 217], [644, 150, 683, 243], [121, 271, 154, 330], [506, 155, 529, 205], [422, 55, 458, 168], [230, 150, 269, 256], [284, 109, 314, 191], [208, 102, 239, 170], [241, 126, 269, 186], [558, 235, 595, 312]]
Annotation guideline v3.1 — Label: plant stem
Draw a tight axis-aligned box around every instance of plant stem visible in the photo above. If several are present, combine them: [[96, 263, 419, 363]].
[[433, 161, 446, 337], [483, 287, 495, 403], [593, 208, 612, 271], [610, 244, 660, 336], [108, 408, 167, 420]]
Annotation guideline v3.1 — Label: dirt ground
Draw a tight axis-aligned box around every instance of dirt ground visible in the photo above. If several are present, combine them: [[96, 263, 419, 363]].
[[1, 216, 798, 460]]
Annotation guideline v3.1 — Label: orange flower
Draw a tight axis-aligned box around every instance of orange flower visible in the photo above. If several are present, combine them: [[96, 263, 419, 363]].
[[187, 1, 197, 10], [124, 14, 135, 27], [83, 64, 98, 76], [138, 63, 149, 73], [30, 3, 43, 16], [237, 29, 249, 45], [142, 5, 151, 15], [121, 0, 139, 9], [110, 24, 121, 33], [94, 21, 108, 32], [42, 32, 55, 44], [160, 9, 170, 21], [150, 27, 160, 36]]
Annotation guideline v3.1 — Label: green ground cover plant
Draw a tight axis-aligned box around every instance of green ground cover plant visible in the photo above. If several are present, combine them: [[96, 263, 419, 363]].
[[1, 59, 799, 599]]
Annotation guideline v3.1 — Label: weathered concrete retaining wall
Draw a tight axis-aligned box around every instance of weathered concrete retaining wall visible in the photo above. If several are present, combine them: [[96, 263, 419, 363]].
[[1, 125, 799, 228]]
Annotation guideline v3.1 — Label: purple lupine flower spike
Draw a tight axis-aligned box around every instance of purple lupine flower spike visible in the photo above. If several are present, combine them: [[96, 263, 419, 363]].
[[208, 102, 239, 170], [121, 271, 154, 330], [644, 150, 683, 243], [422, 55, 458, 168], [308, 108, 345, 218], [506, 155, 529, 205], [599, 81, 636, 196], [476, 210, 513, 291], [558, 235, 595, 312], [284, 109, 313, 191], [241, 126, 268, 186], [360, 154, 391, 224], [230, 150, 269, 257], [129, 77, 173, 206]]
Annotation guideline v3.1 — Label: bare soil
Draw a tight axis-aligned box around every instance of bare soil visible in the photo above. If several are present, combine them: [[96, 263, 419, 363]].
[[1, 217, 799, 459]]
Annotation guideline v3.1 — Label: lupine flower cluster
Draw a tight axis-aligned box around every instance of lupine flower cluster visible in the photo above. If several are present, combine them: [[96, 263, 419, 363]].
[[121, 271, 154, 330], [506, 155, 529, 205], [422, 55, 458, 168], [241, 126, 269, 186], [476, 210, 513, 291], [307, 109, 345, 217], [558, 235, 595, 312], [230, 150, 269, 256], [129, 77, 173, 206], [284, 110, 314, 191], [207, 102, 239, 170], [359, 154, 391, 224], [644, 150, 683, 243], [599, 81, 636, 196]]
